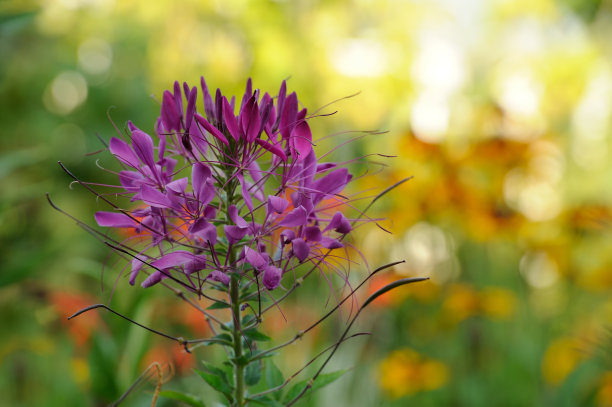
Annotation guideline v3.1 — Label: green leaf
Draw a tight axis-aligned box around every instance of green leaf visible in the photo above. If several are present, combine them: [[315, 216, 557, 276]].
[[265, 360, 284, 400], [244, 329, 271, 342], [159, 390, 207, 407], [195, 362, 234, 401], [265, 361, 284, 387], [283, 370, 348, 404], [207, 301, 231, 310], [245, 359, 263, 386], [242, 314, 257, 326]]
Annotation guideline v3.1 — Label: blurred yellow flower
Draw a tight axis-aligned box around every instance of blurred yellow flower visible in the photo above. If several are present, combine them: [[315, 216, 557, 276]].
[[443, 284, 517, 323], [70, 357, 90, 388], [378, 348, 449, 398], [541, 337, 584, 385], [479, 286, 517, 319]]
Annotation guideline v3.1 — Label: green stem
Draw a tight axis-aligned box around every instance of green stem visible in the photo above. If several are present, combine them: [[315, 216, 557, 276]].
[[230, 274, 245, 406]]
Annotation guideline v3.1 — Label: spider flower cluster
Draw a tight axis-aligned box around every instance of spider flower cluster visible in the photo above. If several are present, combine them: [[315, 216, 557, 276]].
[[95, 78, 354, 293]]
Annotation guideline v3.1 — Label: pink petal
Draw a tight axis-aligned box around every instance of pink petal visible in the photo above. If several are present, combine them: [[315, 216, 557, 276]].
[[224, 225, 248, 244], [161, 90, 181, 132], [262, 265, 282, 290], [109, 137, 140, 168], [228, 204, 248, 228], [321, 237, 343, 249], [324, 212, 351, 234], [195, 114, 229, 146], [292, 238, 309, 262], [131, 129, 156, 170], [255, 138, 287, 161], [95, 211, 136, 228], [279, 206, 308, 227], [290, 120, 313, 160], [304, 226, 322, 242], [244, 247, 267, 270], [222, 96, 240, 141], [140, 185, 173, 208], [279, 92, 297, 140], [267, 195, 289, 214], [185, 86, 198, 131]]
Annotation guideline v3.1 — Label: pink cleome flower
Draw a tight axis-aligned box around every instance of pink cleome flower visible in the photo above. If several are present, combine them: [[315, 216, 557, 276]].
[[95, 78, 354, 292]]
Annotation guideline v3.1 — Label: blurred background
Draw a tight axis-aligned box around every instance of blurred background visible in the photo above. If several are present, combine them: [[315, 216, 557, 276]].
[[3, 0, 612, 405]]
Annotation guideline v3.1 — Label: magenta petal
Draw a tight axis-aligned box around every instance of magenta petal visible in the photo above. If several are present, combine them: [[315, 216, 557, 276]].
[[173, 80, 184, 119], [228, 205, 248, 228], [140, 185, 173, 208], [208, 270, 230, 285], [151, 250, 191, 269], [192, 162, 212, 199], [313, 168, 350, 201], [321, 237, 343, 249], [195, 114, 229, 146], [118, 170, 142, 192], [325, 211, 351, 234], [267, 195, 289, 214], [190, 217, 217, 244], [184, 254, 207, 274], [131, 129, 156, 170], [141, 271, 163, 288], [240, 96, 261, 142], [95, 211, 136, 228], [281, 229, 296, 243], [290, 120, 313, 160], [109, 137, 140, 168], [244, 247, 267, 270], [185, 86, 197, 131], [161, 90, 181, 132], [222, 96, 240, 141], [280, 92, 298, 140], [275, 80, 287, 127], [237, 173, 254, 212], [262, 265, 282, 290], [292, 238, 310, 262], [224, 225, 248, 244], [130, 255, 147, 285], [166, 177, 188, 194], [255, 138, 287, 161], [200, 76, 216, 119], [279, 206, 308, 227], [304, 226, 322, 242]]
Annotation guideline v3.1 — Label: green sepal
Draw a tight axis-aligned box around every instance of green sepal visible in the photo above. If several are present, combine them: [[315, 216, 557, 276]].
[[159, 390, 207, 407], [283, 370, 348, 404]]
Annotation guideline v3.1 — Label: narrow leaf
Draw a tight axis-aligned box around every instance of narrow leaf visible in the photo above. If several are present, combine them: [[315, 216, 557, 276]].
[[159, 390, 207, 407]]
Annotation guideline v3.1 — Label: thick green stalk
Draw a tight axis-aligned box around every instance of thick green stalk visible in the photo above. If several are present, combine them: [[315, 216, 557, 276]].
[[230, 273, 245, 406]]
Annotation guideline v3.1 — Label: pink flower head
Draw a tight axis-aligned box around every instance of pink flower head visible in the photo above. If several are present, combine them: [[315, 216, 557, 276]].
[[95, 77, 358, 292]]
